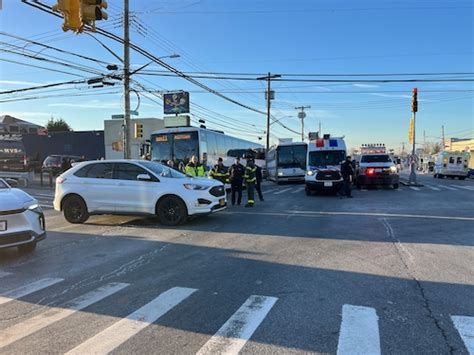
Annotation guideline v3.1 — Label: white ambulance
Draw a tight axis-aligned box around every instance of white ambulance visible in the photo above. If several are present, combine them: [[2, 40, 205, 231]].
[[434, 151, 470, 180], [305, 134, 347, 195]]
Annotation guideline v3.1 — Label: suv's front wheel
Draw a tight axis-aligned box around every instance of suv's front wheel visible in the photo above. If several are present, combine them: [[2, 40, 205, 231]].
[[63, 195, 89, 224], [157, 196, 187, 226]]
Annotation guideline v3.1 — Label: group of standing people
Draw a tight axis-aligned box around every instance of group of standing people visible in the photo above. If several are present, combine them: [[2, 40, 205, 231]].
[[175, 155, 264, 208]]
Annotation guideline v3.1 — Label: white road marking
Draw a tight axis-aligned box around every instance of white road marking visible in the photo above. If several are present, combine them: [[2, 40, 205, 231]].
[[0, 278, 64, 306], [263, 189, 279, 194], [0, 282, 129, 349], [437, 185, 458, 191], [0, 271, 11, 279], [424, 185, 441, 191], [337, 304, 380, 355], [451, 315, 474, 354], [66, 287, 197, 355], [273, 188, 293, 195], [224, 210, 474, 222], [197, 295, 278, 355], [451, 185, 474, 191], [291, 187, 305, 194], [409, 186, 421, 191]]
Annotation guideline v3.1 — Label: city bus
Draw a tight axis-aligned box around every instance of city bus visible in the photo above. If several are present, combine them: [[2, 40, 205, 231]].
[[266, 142, 308, 183], [150, 126, 264, 173]]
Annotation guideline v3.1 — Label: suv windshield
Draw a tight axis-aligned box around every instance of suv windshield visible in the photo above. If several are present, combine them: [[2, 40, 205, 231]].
[[309, 151, 346, 167], [139, 161, 186, 179], [361, 154, 392, 163]]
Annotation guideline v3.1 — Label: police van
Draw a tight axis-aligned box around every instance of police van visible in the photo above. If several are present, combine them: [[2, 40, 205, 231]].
[[305, 133, 347, 195], [434, 151, 470, 180]]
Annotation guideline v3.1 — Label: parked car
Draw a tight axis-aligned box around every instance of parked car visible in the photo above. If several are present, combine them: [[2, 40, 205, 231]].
[[0, 178, 46, 252], [42, 155, 83, 176], [54, 160, 227, 226]]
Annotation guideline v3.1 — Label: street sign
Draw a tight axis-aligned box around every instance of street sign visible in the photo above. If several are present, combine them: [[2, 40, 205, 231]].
[[164, 115, 191, 128], [111, 114, 124, 119], [130, 110, 139, 116]]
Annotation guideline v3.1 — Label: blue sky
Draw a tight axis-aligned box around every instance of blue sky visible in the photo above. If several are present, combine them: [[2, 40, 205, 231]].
[[0, 0, 473, 151]]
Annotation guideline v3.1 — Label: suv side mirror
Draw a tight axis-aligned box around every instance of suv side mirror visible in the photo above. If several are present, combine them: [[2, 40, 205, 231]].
[[137, 174, 152, 181]]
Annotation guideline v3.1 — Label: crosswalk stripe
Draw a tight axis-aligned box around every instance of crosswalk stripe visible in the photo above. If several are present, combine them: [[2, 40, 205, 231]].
[[0, 271, 12, 279], [337, 304, 381, 355], [424, 185, 441, 191], [263, 189, 279, 194], [438, 185, 458, 191], [451, 185, 474, 191], [66, 287, 197, 355], [291, 187, 305, 194], [0, 278, 64, 306], [273, 188, 293, 195], [451, 315, 474, 354], [409, 186, 421, 191], [0, 282, 129, 349], [197, 295, 278, 355]]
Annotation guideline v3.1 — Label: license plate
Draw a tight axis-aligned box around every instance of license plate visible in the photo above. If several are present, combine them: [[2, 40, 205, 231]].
[[219, 199, 225, 206], [324, 182, 333, 187], [375, 168, 382, 172], [0, 221, 6, 232]]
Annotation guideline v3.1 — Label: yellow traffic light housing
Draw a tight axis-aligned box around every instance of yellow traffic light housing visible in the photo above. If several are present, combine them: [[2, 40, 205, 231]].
[[81, 0, 108, 31], [134, 123, 143, 139], [52, 0, 82, 33]]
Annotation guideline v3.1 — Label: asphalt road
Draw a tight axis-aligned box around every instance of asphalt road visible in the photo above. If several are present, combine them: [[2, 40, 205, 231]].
[[0, 173, 473, 354]]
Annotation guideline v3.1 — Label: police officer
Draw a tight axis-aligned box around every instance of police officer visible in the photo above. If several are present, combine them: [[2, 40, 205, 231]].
[[229, 157, 245, 205], [340, 156, 354, 198], [185, 155, 205, 177], [244, 158, 257, 207], [209, 157, 230, 184], [255, 164, 264, 201]]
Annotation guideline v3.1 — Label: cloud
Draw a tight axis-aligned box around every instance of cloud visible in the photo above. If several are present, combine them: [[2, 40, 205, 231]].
[[0, 80, 42, 86], [370, 93, 411, 99], [353, 83, 380, 88]]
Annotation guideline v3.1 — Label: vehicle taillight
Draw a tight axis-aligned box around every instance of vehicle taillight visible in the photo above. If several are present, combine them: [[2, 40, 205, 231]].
[[367, 168, 375, 176], [56, 176, 67, 184]]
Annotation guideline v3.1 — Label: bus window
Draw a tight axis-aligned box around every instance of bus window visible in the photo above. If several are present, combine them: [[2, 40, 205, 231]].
[[207, 132, 217, 156], [152, 134, 172, 162], [174, 132, 199, 163], [216, 135, 226, 157]]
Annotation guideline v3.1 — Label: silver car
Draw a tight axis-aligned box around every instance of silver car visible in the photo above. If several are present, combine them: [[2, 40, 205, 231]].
[[0, 179, 46, 252]]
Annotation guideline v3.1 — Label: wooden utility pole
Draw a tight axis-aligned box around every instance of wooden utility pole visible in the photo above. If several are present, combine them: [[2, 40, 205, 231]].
[[295, 105, 311, 142], [257, 73, 280, 152], [123, 0, 131, 159]]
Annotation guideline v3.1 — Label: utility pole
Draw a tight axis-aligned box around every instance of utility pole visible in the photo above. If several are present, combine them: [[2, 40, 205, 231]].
[[123, 0, 131, 159], [257, 73, 280, 152], [318, 121, 321, 137], [295, 105, 311, 142]]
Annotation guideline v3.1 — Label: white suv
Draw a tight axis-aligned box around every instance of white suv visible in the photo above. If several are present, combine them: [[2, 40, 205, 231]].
[[53, 160, 227, 226]]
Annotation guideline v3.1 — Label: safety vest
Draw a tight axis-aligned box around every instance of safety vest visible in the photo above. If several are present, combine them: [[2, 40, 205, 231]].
[[185, 163, 205, 177], [244, 166, 257, 184], [209, 165, 230, 183]]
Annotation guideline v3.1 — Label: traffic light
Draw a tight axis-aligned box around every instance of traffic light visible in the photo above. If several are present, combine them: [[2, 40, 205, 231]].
[[411, 87, 418, 113], [52, 0, 82, 33], [81, 0, 108, 31], [134, 123, 143, 139]]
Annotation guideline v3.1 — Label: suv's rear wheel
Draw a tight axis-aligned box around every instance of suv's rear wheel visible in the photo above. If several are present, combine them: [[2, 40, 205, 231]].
[[157, 196, 187, 226], [63, 195, 89, 224]]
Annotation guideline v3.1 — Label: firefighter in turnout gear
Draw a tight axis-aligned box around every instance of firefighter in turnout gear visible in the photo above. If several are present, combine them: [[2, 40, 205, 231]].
[[209, 157, 230, 184], [244, 158, 257, 207], [185, 155, 205, 177]]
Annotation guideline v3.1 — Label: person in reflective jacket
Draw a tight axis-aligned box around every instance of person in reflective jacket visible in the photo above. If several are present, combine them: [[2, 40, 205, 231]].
[[244, 158, 257, 207], [209, 157, 230, 184], [185, 155, 205, 177]]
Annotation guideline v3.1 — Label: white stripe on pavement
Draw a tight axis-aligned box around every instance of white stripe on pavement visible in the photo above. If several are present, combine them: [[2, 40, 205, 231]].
[[450, 185, 474, 191], [0, 278, 64, 306], [291, 187, 305, 194], [0, 271, 11, 279], [273, 188, 293, 195], [451, 315, 474, 354], [409, 186, 421, 191], [337, 304, 381, 355], [263, 189, 279, 194], [197, 295, 278, 355], [438, 185, 458, 191], [66, 287, 197, 355], [0, 282, 129, 349], [424, 185, 441, 191]]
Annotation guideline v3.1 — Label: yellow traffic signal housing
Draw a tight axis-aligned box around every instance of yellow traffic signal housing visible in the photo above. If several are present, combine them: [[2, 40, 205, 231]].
[[52, 0, 82, 33], [81, 0, 108, 31], [134, 123, 143, 139], [408, 117, 414, 144]]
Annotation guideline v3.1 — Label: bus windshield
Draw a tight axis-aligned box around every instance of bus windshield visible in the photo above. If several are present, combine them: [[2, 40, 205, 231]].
[[309, 150, 345, 167], [151, 131, 199, 164], [278, 145, 307, 169]]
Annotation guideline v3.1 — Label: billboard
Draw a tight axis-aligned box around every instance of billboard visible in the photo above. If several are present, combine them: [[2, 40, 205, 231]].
[[163, 91, 190, 115]]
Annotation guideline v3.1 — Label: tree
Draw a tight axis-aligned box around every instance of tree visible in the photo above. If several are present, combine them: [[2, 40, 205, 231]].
[[424, 141, 442, 155], [46, 117, 72, 132]]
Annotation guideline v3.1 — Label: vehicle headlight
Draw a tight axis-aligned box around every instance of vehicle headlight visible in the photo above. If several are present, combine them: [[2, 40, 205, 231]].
[[277, 171, 284, 176], [307, 170, 314, 176], [24, 201, 43, 214], [390, 166, 397, 173], [183, 184, 209, 190]]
